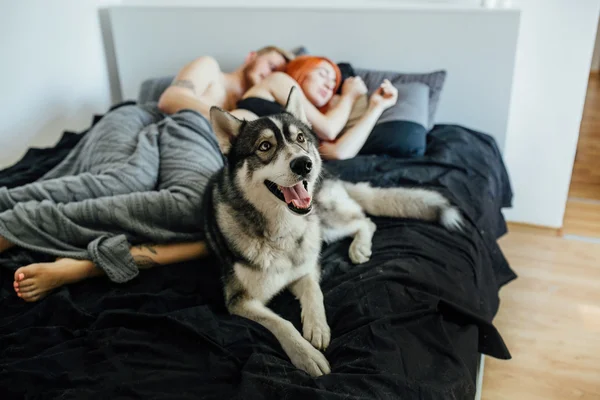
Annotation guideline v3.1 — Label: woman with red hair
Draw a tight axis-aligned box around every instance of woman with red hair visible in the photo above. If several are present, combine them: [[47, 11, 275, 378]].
[[232, 55, 398, 160]]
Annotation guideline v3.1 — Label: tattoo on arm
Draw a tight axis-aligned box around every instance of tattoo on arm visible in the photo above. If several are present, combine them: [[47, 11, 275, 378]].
[[171, 79, 196, 94], [133, 255, 160, 269], [138, 244, 157, 254], [131, 243, 157, 254]]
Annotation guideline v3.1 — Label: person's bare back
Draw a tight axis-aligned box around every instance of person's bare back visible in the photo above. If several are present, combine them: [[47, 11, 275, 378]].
[[158, 46, 295, 120]]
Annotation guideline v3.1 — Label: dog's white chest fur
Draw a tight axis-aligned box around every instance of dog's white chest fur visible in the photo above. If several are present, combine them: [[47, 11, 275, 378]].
[[217, 204, 322, 302], [234, 259, 311, 303]]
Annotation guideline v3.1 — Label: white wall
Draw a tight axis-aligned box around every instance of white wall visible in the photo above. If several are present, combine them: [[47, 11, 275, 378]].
[[0, 0, 121, 169], [502, 0, 600, 228], [591, 15, 600, 71]]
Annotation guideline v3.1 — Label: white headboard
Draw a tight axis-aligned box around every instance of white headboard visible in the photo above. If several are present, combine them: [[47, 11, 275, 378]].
[[106, 5, 520, 151]]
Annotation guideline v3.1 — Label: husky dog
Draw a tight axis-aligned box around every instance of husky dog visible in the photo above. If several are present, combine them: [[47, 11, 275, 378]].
[[206, 87, 463, 377]]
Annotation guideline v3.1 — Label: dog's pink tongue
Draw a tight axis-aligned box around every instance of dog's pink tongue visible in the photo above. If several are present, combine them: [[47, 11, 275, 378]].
[[282, 183, 311, 208]]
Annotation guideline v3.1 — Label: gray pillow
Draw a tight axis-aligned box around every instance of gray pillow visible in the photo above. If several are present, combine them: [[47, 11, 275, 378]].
[[138, 66, 444, 132], [378, 82, 430, 128], [138, 75, 175, 104], [340, 82, 429, 130], [354, 68, 446, 129], [339, 81, 431, 159]]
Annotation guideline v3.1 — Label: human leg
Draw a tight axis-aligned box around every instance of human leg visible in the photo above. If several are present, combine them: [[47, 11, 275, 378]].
[[13, 240, 210, 302]]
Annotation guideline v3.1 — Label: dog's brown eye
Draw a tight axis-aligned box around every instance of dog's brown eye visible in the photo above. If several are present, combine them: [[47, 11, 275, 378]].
[[297, 133, 305, 143], [258, 141, 271, 151]]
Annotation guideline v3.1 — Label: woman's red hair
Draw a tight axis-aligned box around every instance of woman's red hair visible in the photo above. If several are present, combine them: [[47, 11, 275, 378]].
[[285, 55, 342, 112]]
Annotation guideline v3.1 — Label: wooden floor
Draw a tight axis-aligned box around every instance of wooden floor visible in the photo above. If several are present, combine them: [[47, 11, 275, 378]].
[[482, 74, 600, 399], [482, 224, 600, 399], [563, 200, 600, 238], [564, 73, 600, 238]]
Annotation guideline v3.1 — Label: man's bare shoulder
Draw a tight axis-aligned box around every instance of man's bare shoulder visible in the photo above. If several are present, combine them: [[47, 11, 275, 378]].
[[167, 56, 223, 97]]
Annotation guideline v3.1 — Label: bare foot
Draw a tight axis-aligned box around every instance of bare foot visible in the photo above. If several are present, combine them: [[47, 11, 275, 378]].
[[13, 258, 101, 302]]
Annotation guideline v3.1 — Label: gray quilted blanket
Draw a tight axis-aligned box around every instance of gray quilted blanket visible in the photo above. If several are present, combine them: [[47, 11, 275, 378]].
[[0, 103, 224, 282]]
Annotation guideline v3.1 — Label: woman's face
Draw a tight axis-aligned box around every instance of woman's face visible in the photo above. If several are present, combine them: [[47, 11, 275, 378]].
[[301, 61, 337, 108]]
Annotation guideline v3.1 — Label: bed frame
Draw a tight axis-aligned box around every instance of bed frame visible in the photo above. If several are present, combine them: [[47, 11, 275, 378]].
[[103, 4, 517, 396], [104, 4, 520, 152]]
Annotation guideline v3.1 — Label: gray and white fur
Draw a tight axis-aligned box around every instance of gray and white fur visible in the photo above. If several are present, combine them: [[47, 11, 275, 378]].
[[208, 87, 463, 377]]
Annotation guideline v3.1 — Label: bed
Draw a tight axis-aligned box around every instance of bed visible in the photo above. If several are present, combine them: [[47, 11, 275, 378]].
[[0, 104, 515, 399], [0, 4, 519, 399]]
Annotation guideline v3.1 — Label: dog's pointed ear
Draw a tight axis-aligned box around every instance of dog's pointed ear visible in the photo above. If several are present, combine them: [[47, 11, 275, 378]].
[[284, 86, 309, 125], [210, 106, 243, 155]]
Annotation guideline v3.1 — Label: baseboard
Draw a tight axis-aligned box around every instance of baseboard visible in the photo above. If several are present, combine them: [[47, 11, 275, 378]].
[[475, 354, 485, 400], [506, 222, 562, 236]]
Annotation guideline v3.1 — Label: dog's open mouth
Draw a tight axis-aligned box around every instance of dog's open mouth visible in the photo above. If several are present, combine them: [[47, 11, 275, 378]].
[[264, 180, 312, 214]]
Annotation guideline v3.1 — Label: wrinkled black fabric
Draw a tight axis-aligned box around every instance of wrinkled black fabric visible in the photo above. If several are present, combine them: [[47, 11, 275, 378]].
[[0, 113, 515, 400]]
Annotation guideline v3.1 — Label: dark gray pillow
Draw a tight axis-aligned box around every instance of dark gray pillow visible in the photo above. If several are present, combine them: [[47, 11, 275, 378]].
[[138, 66, 445, 132], [357, 82, 430, 159], [354, 68, 446, 130], [138, 76, 175, 104], [290, 46, 309, 56], [359, 121, 428, 158]]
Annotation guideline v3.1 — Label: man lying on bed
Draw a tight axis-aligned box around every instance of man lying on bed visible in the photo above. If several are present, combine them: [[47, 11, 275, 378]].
[[4, 45, 295, 302], [6, 49, 398, 302], [157, 45, 296, 120]]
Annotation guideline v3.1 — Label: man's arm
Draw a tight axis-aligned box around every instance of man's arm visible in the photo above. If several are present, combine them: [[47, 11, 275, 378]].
[[158, 56, 221, 119]]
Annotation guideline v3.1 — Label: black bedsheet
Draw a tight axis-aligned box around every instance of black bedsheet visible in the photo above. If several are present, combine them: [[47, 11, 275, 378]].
[[0, 104, 516, 400]]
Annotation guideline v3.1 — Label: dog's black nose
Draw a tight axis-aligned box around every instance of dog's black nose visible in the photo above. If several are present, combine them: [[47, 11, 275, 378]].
[[290, 156, 313, 176]]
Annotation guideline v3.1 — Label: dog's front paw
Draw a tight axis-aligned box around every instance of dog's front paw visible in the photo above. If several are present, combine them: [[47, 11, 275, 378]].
[[302, 311, 331, 351], [285, 335, 331, 377], [349, 238, 372, 264]]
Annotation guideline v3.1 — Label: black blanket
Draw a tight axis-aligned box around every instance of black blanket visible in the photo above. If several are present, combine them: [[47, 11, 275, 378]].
[[0, 105, 515, 400]]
